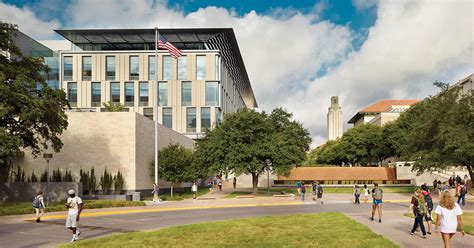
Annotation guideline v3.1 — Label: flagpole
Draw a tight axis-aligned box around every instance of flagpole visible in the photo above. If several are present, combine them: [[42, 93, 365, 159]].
[[154, 27, 159, 198]]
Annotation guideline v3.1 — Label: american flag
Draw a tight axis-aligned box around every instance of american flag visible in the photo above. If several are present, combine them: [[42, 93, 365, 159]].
[[158, 34, 182, 59]]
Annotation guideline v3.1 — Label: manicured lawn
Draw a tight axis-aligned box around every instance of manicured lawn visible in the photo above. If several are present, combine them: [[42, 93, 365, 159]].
[[224, 191, 255, 198], [0, 200, 145, 216], [267, 186, 417, 194], [142, 188, 209, 201], [404, 211, 474, 235], [62, 212, 398, 248]]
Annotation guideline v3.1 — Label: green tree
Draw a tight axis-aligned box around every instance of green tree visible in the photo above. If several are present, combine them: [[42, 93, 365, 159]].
[[0, 22, 69, 165], [396, 82, 474, 180], [102, 101, 124, 112], [151, 144, 194, 197], [195, 108, 311, 193]]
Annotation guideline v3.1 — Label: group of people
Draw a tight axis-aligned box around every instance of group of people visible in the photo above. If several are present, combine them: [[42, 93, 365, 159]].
[[409, 183, 466, 248], [295, 181, 324, 204], [207, 175, 224, 192]]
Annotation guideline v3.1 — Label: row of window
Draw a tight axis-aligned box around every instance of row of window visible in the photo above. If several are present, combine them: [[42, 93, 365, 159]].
[[63, 55, 221, 82], [142, 107, 220, 133], [67, 81, 219, 107]]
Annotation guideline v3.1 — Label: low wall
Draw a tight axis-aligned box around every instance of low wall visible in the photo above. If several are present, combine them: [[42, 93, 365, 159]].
[[0, 182, 82, 202]]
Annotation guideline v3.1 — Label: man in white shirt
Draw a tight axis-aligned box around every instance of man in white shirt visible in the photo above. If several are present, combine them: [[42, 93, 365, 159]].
[[65, 189, 83, 242], [191, 182, 198, 199]]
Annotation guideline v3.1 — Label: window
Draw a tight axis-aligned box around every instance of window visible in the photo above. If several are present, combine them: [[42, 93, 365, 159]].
[[205, 81, 219, 106], [181, 82, 192, 106], [139, 82, 148, 106], [82, 56, 91, 81], [215, 55, 221, 80], [67, 82, 77, 107], [196, 55, 206, 80], [106, 56, 115, 81], [186, 107, 196, 133], [201, 107, 211, 130], [129, 56, 139, 80], [158, 82, 168, 106], [162, 55, 172, 80], [162, 108, 172, 129], [63, 56, 73, 81], [177, 56, 187, 80], [125, 82, 134, 106], [110, 82, 120, 103], [148, 56, 157, 80], [143, 107, 153, 119], [215, 107, 222, 125], [91, 82, 101, 107]]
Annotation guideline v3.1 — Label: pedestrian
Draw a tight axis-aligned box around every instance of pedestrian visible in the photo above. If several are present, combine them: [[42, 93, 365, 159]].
[[410, 188, 427, 238], [32, 191, 45, 222], [354, 185, 361, 204], [448, 177, 454, 188], [218, 177, 223, 191], [207, 181, 213, 192], [233, 177, 237, 189], [455, 175, 461, 185], [65, 189, 83, 242], [421, 184, 434, 234], [316, 182, 323, 205], [363, 184, 370, 203], [312, 182, 317, 201], [296, 180, 302, 196], [435, 191, 465, 248], [370, 183, 383, 223], [152, 183, 160, 202], [300, 183, 306, 201], [457, 181, 467, 206], [191, 182, 198, 199], [433, 179, 438, 191]]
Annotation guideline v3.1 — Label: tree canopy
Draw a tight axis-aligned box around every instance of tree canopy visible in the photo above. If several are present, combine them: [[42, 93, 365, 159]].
[[0, 22, 69, 166], [194, 108, 311, 193]]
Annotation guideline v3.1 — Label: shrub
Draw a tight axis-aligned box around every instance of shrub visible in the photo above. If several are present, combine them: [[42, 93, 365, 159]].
[[63, 169, 74, 182], [30, 171, 38, 182], [99, 168, 113, 194], [89, 168, 97, 194], [11, 166, 26, 182], [80, 168, 90, 193], [40, 169, 48, 182], [51, 168, 62, 182], [114, 171, 125, 194]]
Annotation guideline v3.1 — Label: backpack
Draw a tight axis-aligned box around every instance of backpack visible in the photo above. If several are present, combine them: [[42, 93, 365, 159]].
[[423, 192, 433, 210], [417, 196, 428, 216], [373, 188, 383, 200], [460, 186, 467, 196], [317, 185, 323, 194], [32, 196, 40, 208], [301, 187, 306, 193]]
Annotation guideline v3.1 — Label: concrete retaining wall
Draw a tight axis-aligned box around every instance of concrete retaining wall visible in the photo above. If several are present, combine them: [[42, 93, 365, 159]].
[[0, 182, 82, 202]]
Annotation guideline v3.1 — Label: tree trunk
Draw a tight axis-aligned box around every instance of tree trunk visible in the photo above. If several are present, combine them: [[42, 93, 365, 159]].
[[251, 172, 259, 194], [466, 164, 473, 188], [171, 184, 174, 197]]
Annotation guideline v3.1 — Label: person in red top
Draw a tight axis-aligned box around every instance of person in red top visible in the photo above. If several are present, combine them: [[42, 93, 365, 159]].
[[409, 188, 427, 238]]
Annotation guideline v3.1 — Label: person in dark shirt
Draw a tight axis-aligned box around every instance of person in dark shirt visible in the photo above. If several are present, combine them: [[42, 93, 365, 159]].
[[409, 188, 427, 238]]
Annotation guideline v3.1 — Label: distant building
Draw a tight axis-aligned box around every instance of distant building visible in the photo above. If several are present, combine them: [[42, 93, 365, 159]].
[[327, 96, 343, 140], [348, 99, 420, 127], [453, 73, 473, 95]]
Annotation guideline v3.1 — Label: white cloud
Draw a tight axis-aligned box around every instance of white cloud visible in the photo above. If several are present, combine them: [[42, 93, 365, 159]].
[[352, 0, 378, 11], [0, 2, 60, 39]]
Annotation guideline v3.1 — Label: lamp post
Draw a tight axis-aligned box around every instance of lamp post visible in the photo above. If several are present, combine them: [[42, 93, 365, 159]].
[[43, 153, 53, 206], [265, 159, 272, 196]]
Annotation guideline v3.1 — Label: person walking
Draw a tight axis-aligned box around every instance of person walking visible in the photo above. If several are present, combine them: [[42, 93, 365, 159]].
[[312, 182, 317, 201], [233, 177, 237, 189], [370, 183, 383, 223], [33, 191, 45, 222], [65, 189, 83, 242], [433, 179, 438, 191], [363, 184, 370, 203], [152, 183, 160, 202], [217, 177, 223, 191], [295, 180, 302, 196], [409, 188, 428, 238], [457, 181, 467, 206], [207, 180, 213, 192], [354, 185, 361, 204], [448, 177, 454, 188], [191, 182, 198, 199], [300, 183, 306, 201], [316, 182, 323, 205], [435, 191, 465, 248], [421, 184, 434, 234]]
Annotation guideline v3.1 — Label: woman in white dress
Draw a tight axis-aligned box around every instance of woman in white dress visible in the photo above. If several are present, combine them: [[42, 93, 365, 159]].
[[434, 190, 465, 248]]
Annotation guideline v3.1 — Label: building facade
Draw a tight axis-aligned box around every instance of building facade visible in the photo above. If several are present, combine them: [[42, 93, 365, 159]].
[[348, 99, 420, 127], [327, 96, 343, 140], [51, 29, 257, 138]]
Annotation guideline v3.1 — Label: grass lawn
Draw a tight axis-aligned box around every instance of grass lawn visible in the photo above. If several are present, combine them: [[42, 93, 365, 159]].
[[266, 186, 417, 194], [142, 188, 208, 201], [404, 211, 474, 235], [0, 200, 145, 216], [62, 212, 398, 248]]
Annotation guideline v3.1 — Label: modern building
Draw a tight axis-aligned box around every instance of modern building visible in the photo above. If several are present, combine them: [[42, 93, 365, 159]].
[[348, 99, 420, 127], [48, 28, 258, 139], [327, 96, 343, 140]]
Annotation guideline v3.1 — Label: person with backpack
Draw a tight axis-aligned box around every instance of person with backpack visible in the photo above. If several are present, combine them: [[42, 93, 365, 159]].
[[316, 182, 323, 205], [311, 182, 317, 201], [409, 188, 427, 238], [371, 183, 383, 223], [354, 185, 361, 204], [300, 182, 306, 201], [295, 180, 302, 196], [421, 185, 434, 234], [457, 181, 467, 206], [33, 191, 45, 223]]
